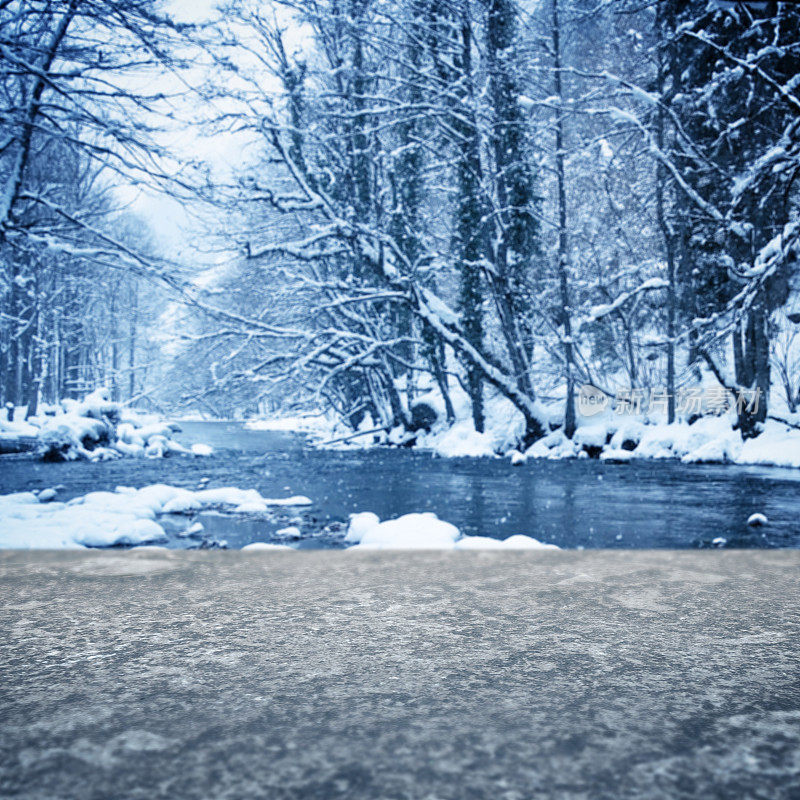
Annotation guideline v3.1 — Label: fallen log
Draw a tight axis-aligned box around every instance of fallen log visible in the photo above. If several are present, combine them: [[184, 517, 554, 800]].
[[316, 426, 388, 447]]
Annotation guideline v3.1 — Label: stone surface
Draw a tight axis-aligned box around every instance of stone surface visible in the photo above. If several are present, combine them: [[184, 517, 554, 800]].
[[1, 550, 798, 799]]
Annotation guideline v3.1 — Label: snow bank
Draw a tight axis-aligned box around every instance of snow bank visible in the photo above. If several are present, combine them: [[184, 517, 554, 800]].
[[345, 511, 558, 550], [737, 422, 800, 469], [248, 365, 800, 473], [0, 416, 38, 438], [428, 422, 497, 458], [414, 390, 527, 458], [290, 382, 530, 458], [0, 388, 213, 462], [523, 412, 800, 470], [0, 484, 313, 549], [0, 485, 559, 552]]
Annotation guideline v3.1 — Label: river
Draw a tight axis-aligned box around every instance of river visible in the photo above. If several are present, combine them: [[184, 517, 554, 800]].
[[1, 420, 798, 549]]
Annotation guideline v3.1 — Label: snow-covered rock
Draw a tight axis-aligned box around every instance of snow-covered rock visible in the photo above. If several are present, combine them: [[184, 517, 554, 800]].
[[234, 500, 269, 514], [345, 511, 558, 551], [182, 522, 204, 537], [162, 490, 203, 514], [454, 535, 559, 550], [573, 423, 609, 450], [351, 513, 462, 549], [599, 448, 635, 462], [345, 512, 381, 543], [262, 495, 312, 506], [609, 419, 646, 451], [187, 486, 309, 509], [0, 491, 167, 549], [526, 430, 571, 459], [0, 484, 315, 549], [509, 450, 527, 466], [275, 526, 302, 539], [0, 387, 213, 463], [242, 542, 294, 551], [681, 418, 743, 464], [633, 423, 685, 460]]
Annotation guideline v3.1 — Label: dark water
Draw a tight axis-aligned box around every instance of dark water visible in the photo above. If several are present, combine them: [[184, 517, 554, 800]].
[[2, 420, 799, 549]]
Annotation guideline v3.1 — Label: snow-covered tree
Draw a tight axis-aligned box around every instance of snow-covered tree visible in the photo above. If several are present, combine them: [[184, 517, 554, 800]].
[[663, 0, 800, 435], [0, 0, 196, 413]]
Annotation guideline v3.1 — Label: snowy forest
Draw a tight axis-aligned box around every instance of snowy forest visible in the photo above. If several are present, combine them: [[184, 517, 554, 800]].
[[1, 0, 799, 454], [5, 3, 800, 792]]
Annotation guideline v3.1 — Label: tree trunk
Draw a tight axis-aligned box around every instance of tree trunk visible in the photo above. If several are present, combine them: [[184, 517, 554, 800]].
[[423, 323, 455, 424], [129, 284, 137, 400], [24, 276, 42, 420], [552, 0, 575, 438], [110, 291, 119, 402], [485, 0, 539, 403], [735, 305, 769, 438], [453, 5, 485, 433], [655, 2, 677, 422]]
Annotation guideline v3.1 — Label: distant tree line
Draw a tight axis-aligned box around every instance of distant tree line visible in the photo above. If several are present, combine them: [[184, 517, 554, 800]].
[[0, 0, 189, 414]]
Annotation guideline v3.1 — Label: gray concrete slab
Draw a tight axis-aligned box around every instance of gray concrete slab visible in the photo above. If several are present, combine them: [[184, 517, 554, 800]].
[[1, 550, 798, 800]]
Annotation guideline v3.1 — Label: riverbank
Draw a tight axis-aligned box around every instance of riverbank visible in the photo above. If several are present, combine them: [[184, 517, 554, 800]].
[[254, 392, 800, 470], [0, 389, 214, 461], [2, 548, 798, 800]]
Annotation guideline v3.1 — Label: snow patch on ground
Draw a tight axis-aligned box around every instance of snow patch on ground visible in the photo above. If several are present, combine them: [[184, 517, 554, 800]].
[[245, 414, 334, 435], [738, 424, 800, 469]]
